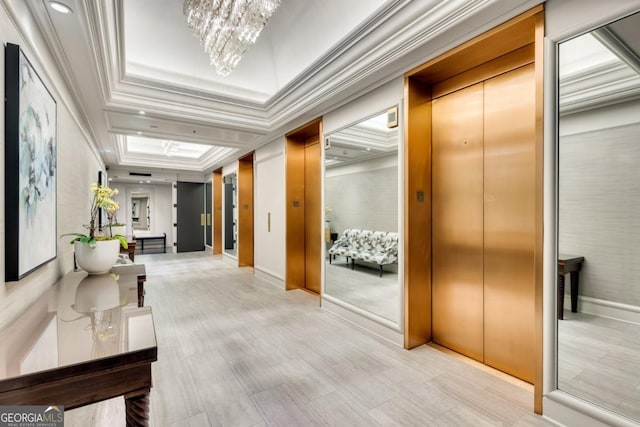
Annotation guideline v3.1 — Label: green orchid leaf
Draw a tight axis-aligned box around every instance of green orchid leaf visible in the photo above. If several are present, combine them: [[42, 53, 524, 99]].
[[114, 234, 128, 249]]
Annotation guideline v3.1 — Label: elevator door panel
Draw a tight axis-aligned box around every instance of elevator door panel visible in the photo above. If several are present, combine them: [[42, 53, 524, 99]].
[[432, 83, 485, 362], [483, 64, 536, 382], [304, 140, 321, 294]]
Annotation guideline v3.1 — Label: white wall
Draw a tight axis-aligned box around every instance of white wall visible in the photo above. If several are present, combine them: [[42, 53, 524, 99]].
[[0, 1, 103, 328], [111, 183, 173, 246], [254, 138, 286, 284], [559, 104, 640, 307], [323, 78, 403, 134], [325, 154, 398, 236]]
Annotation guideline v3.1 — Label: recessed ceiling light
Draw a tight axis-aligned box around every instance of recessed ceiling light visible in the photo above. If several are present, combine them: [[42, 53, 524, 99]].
[[139, 181, 144, 184], [136, 131, 142, 135], [139, 110, 146, 115], [366, 148, 371, 151], [146, 180, 151, 183], [48, 1, 72, 14], [108, 177, 113, 181]]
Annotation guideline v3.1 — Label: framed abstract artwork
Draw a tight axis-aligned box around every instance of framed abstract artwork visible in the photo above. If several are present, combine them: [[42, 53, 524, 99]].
[[5, 43, 57, 281]]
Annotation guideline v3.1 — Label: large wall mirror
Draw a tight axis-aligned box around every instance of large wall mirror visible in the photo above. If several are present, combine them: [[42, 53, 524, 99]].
[[223, 173, 238, 256], [557, 10, 640, 422], [324, 109, 400, 324], [131, 192, 150, 231]]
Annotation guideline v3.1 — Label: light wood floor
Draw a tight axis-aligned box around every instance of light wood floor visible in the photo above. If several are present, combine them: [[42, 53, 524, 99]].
[[559, 311, 640, 422], [67, 252, 553, 426], [325, 260, 399, 322]]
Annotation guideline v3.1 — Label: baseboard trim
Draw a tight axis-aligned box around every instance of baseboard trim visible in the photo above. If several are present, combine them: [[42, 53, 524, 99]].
[[322, 296, 403, 347], [254, 267, 285, 289], [544, 391, 638, 427], [566, 295, 640, 324], [221, 253, 237, 266]]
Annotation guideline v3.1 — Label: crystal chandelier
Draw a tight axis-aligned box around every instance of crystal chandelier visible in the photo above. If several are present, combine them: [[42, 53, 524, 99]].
[[183, 0, 281, 76]]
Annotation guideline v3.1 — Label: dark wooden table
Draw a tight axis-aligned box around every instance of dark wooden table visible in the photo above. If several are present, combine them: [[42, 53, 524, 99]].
[[0, 265, 156, 426], [558, 255, 585, 320], [120, 236, 137, 262]]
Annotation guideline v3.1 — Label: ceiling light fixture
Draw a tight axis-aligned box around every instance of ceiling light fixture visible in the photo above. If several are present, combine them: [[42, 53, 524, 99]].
[[139, 110, 146, 115], [183, 0, 281, 76], [48, 1, 72, 14], [162, 140, 181, 157]]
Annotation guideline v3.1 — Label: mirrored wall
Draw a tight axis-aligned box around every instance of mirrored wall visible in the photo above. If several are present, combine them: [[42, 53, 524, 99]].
[[557, 10, 640, 422], [223, 173, 238, 256], [324, 109, 400, 324], [131, 192, 150, 231]]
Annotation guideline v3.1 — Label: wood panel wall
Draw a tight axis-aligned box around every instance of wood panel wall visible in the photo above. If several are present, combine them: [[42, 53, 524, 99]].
[[285, 119, 322, 292], [238, 154, 254, 267]]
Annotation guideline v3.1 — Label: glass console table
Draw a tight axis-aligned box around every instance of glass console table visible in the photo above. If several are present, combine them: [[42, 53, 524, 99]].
[[0, 264, 156, 426]]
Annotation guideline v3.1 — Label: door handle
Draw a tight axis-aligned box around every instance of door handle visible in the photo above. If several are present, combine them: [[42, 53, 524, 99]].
[[200, 213, 205, 226], [267, 212, 271, 232], [207, 213, 211, 226]]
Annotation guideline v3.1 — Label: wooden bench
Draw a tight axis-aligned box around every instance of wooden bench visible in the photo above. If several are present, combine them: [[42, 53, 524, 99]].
[[133, 232, 167, 254]]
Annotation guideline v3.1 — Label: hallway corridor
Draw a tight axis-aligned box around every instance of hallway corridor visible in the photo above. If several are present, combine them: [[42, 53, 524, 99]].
[[66, 253, 551, 426]]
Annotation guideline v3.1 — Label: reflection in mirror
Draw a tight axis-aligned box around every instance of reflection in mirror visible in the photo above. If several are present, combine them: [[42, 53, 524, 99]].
[[223, 173, 238, 256], [558, 10, 640, 422], [325, 110, 400, 323], [131, 193, 150, 231]]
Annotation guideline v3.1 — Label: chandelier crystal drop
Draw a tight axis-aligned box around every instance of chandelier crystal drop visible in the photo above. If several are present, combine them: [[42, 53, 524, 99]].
[[183, 0, 281, 76]]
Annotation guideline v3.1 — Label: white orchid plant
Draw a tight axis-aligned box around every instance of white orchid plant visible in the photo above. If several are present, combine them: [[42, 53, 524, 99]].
[[61, 182, 128, 249]]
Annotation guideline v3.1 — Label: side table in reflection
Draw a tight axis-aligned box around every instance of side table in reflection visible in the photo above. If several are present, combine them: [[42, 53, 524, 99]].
[[557, 255, 584, 320]]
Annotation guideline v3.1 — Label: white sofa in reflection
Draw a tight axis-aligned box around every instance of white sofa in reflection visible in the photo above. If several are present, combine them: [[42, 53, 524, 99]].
[[328, 229, 398, 277]]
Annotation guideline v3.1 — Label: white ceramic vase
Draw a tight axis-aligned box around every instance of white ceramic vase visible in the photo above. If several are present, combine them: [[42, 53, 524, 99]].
[[73, 273, 121, 313], [75, 239, 121, 275]]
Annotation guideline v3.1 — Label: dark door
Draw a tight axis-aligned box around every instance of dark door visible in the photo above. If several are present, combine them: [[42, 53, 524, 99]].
[[205, 182, 212, 247], [177, 182, 205, 252], [224, 182, 234, 250]]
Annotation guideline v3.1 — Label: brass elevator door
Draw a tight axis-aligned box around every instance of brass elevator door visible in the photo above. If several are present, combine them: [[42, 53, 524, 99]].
[[304, 139, 321, 294], [483, 64, 535, 382], [432, 83, 485, 362], [431, 65, 535, 382]]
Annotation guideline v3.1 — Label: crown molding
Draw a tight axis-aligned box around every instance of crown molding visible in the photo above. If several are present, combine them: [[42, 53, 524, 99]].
[[87, 0, 271, 129], [592, 27, 640, 76], [264, 0, 530, 127], [330, 126, 398, 151], [560, 61, 640, 115], [114, 135, 239, 172], [19, 0, 546, 173], [85, 0, 544, 134], [11, 0, 104, 167], [125, 61, 273, 104]]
